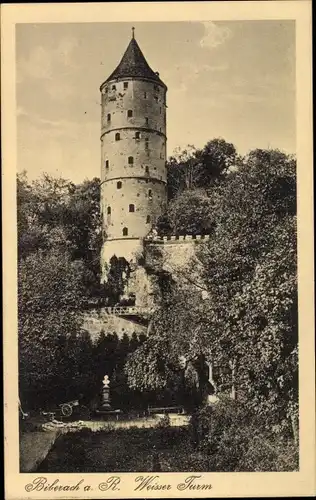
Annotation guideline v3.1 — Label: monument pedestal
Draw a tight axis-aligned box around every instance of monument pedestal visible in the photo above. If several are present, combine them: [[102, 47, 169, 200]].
[[95, 374, 122, 418], [98, 386, 112, 412]]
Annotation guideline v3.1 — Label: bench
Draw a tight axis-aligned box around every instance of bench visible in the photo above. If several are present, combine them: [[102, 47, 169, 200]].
[[147, 406, 184, 415]]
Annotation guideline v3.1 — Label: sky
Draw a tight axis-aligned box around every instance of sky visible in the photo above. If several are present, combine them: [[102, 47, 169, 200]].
[[16, 21, 296, 183]]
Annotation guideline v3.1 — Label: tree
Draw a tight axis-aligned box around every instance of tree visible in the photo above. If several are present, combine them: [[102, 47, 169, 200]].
[[167, 189, 215, 235], [103, 256, 131, 305], [17, 172, 102, 298], [126, 148, 298, 437], [18, 249, 87, 408], [166, 138, 238, 199]]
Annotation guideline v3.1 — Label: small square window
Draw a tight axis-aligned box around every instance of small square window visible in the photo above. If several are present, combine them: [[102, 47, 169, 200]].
[[128, 156, 134, 165], [127, 110, 133, 118], [135, 132, 140, 139], [117, 181, 122, 189], [112, 85, 116, 90], [124, 82, 128, 89], [129, 204, 135, 213]]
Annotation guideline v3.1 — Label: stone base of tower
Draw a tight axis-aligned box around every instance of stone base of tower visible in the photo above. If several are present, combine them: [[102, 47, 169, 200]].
[[100, 238, 160, 309], [101, 238, 144, 282]]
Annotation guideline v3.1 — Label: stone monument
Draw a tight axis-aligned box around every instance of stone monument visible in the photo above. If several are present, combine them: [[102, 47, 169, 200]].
[[100, 374, 112, 411]]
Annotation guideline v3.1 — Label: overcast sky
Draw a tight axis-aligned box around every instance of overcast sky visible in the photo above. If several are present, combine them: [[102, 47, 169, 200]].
[[16, 21, 295, 183]]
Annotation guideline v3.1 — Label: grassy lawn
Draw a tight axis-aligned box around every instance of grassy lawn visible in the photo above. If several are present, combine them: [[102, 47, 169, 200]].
[[37, 426, 211, 473]]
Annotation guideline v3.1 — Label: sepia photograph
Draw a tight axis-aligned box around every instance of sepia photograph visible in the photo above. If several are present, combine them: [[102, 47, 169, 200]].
[[2, 1, 314, 499]]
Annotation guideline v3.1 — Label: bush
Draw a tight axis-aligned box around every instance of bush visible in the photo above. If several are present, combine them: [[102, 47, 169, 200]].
[[191, 396, 298, 472]]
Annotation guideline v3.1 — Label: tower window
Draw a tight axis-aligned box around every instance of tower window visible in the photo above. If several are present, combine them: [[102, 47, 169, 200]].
[[112, 85, 116, 90], [117, 181, 122, 189], [145, 138, 149, 149], [115, 132, 120, 141], [160, 107, 162, 114], [123, 227, 128, 236], [145, 117, 149, 126], [124, 82, 128, 89], [129, 204, 135, 213], [145, 166, 149, 174], [107, 206, 111, 215], [128, 156, 134, 165], [127, 109, 133, 118], [135, 131, 140, 139], [148, 189, 152, 199], [107, 113, 111, 122], [144, 92, 147, 99], [146, 215, 151, 224], [105, 160, 109, 169]]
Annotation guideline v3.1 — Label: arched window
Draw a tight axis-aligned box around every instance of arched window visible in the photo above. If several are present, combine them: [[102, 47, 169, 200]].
[[127, 110, 133, 118], [112, 85, 116, 90], [107, 113, 111, 122], [117, 181, 122, 189], [128, 156, 134, 165], [115, 132, 120, 141], [123, 227, 128, 236], [129, 204, 135, 213], [148, 189, 152, 199], [145, 166, 149, 174], [107, 206, 111, 215], [146, 215, 151, 223], [105, 160, 109, 169]]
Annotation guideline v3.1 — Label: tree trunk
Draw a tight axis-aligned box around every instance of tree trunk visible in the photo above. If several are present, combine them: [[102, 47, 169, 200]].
[[229, 359, 237, 401], [290, 412, 299, 446]]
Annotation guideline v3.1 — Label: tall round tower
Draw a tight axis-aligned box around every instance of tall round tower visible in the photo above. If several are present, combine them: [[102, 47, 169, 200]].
[[100, 30, 167, 282]]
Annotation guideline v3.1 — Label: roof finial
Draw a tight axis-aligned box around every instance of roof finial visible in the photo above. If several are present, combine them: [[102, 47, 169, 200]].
[[132, 26, 135, 39]]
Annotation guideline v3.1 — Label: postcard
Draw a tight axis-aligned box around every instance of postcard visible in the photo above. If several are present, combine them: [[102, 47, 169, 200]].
[[2, 1, 315, 498]]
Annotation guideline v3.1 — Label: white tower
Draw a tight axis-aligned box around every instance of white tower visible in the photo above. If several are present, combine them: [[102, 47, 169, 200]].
[[100, 29, 167, 282]]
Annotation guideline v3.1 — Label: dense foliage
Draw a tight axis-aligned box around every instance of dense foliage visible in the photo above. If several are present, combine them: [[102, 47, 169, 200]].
[[126, 146, 298, 442], [18, 138, 299, 465]]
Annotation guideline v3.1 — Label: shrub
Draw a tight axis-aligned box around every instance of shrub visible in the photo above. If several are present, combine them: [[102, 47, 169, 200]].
[[191, 396, 298, 472]]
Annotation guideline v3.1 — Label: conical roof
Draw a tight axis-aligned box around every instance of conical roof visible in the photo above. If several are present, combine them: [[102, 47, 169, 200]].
[[104, 36, 165, 87]]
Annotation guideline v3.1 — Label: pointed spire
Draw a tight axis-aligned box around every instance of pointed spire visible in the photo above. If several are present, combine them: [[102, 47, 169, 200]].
[[104, 34, 165, 87]]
